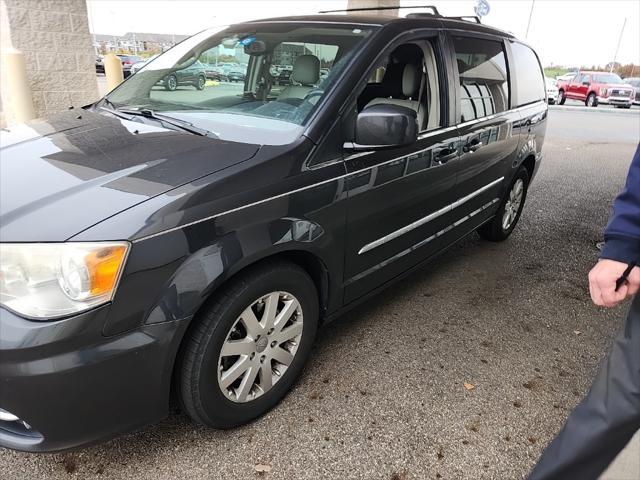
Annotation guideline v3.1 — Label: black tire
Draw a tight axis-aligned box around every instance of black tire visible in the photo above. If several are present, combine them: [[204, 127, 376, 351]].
[[586, 92, 598, 107], [195, 75, 206, 90], [178, 260, 319, 428], [478, 166, 530, 242], [164, 75, 178, 91], [557, 90, 566, 105]]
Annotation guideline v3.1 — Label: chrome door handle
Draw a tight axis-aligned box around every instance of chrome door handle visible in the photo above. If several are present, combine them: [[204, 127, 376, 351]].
[[434, 148, 457, 164], [463, 141, 483, 153]]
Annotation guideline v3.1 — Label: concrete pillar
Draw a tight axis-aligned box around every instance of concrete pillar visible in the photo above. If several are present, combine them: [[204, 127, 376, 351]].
[[0, 0, 99, 126], [347, 0, 400, 17], [104, 52, 123, 92], [2, 47, 36, 121]]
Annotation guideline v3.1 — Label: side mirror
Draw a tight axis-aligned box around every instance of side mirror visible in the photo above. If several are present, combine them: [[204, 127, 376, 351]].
[[345, 104, 418, 150], [582, 81, 590, 86]]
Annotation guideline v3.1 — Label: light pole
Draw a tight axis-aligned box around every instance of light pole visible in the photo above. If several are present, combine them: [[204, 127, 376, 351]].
[[610, 17, 627, 73], [525, 0, 535, 39]]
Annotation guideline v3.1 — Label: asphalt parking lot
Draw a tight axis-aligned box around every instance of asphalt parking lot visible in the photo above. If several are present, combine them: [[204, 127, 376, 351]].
[[1, 107, 639, 479]]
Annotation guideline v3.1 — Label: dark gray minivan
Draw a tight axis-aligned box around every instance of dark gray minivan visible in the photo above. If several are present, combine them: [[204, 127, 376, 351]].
[[0, 7, 547, 451]]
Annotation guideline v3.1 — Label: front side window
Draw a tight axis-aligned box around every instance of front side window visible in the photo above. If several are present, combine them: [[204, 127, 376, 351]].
[[356, 39, 442, 132], [103, 24, 376, 145], [452, 35, 509, 122], [510, 42, 545, 106]]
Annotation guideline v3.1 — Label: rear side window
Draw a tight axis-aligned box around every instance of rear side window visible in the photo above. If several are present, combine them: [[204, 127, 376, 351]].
[[452, 36, 509, 122], [510, 42, 545, 106]]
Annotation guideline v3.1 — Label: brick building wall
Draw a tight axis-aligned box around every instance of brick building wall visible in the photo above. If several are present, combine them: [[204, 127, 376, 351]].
[[0, 0, 98, 125]]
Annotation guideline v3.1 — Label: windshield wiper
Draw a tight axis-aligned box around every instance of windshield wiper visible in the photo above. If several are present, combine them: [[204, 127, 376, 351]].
[[117, 108, 219, 138]]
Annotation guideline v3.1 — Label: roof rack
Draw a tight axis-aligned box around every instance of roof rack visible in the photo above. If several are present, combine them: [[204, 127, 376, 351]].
[[319, 5, 440, 16], [317, 6, 483, 25], [448, 15, 482, 24]]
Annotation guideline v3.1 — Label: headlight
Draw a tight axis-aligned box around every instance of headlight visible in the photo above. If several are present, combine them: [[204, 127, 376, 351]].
[[0, 242, 129, 319], [600, 87, 608, 96]]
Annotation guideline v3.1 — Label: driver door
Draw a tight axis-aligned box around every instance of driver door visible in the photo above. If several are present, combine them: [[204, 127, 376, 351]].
[[342, 36, 461, 303]]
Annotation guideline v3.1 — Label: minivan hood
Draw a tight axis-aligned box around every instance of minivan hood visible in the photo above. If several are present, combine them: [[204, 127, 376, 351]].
[[0, 110, 259, 242]]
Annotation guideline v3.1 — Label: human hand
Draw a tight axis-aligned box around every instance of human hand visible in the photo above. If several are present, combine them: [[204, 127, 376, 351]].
[[588, 259, 640, 307]]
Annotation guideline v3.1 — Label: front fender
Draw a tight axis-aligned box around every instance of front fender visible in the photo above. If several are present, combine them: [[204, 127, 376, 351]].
[[103, 214, 341, 337]]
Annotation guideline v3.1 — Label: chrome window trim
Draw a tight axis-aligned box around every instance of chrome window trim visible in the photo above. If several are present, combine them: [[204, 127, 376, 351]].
[[357, 177, 504, 254]]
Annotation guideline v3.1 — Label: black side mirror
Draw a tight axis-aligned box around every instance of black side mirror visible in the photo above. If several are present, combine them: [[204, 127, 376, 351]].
[[582, 81, 590, 86], [345, 104, 418, 150]]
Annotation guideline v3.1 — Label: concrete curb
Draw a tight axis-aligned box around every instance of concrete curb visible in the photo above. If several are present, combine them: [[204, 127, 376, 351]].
[[549, 104, 640, 115]]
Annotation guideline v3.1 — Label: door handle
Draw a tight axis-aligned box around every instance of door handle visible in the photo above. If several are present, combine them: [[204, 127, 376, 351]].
[[434, 148, 457, 164], [463, 139, 483, 153]]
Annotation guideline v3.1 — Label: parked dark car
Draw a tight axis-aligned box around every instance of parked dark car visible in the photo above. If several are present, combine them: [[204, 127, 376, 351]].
[[0, 8, 546, 452], [204, 64, 227, 81], [116, 54, 143, 78], [227, 69, 246, 82], [276, 67, 293, 85], [624, 77, 640, 105], [95, 55, 104, 74], [162, 60, 208, 90]]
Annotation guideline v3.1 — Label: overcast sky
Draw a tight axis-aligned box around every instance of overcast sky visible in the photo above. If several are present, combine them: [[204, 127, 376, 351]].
[[87, 0, 640, 68]]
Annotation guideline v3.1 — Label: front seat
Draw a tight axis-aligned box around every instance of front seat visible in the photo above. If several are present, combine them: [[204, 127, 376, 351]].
[[278, 55, 320, 102], [365, 63, 425, 129]]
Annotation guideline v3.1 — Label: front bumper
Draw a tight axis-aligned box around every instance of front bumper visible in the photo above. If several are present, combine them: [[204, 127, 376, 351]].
[[0, 306, 189, 452], [597, 95, 633, 106]]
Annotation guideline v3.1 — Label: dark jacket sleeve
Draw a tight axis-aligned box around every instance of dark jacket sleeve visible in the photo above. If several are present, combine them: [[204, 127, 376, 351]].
[[600, 144, 640, 264]]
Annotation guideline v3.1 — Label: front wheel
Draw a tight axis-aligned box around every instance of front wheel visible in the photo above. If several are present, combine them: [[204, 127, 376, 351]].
[[164, 75, 178, 91], [478, 167, 529, 242], [557, 90, 566, 105], [195, 75, 206, 90], [178, 261, 319, 428], [586, 92, 598, 107]]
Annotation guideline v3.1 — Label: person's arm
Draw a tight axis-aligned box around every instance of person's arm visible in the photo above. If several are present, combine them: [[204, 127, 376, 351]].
[[589, 145, 640, 307], [600, 144, 640, 264]]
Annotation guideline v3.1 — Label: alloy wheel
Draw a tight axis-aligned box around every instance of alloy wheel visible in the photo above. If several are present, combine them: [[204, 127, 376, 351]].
[[217, 291, 303, 403], [502, 179, 524, 230]]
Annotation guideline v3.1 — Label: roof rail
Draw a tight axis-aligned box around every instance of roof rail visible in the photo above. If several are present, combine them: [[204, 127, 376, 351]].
[[447, 15, 482, 24], [319, 5, 440, 16]]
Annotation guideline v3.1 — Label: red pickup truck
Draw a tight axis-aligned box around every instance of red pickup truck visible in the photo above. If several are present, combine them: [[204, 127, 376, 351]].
[[556, 71, 634, 108]]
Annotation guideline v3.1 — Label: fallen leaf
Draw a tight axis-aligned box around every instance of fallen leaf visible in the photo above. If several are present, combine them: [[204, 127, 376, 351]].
[[255, 464, 272, 473], [463, 382, 475, 390]]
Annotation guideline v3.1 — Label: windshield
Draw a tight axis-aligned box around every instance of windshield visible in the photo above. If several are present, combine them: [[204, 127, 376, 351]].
[[594, 73, 624, 84], [104, 23, 376, 144]]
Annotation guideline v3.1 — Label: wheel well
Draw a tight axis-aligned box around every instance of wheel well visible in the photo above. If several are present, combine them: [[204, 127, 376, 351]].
[[201, 250, 329, 322], [522, 154, 535, 180], [169, 249, 330, 408], [278, 251, 329, 318]]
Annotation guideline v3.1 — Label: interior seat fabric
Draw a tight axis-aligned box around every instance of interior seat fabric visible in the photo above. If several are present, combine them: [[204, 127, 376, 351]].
[[278, 55, 320, 101], [366, 63, 425, 128]]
